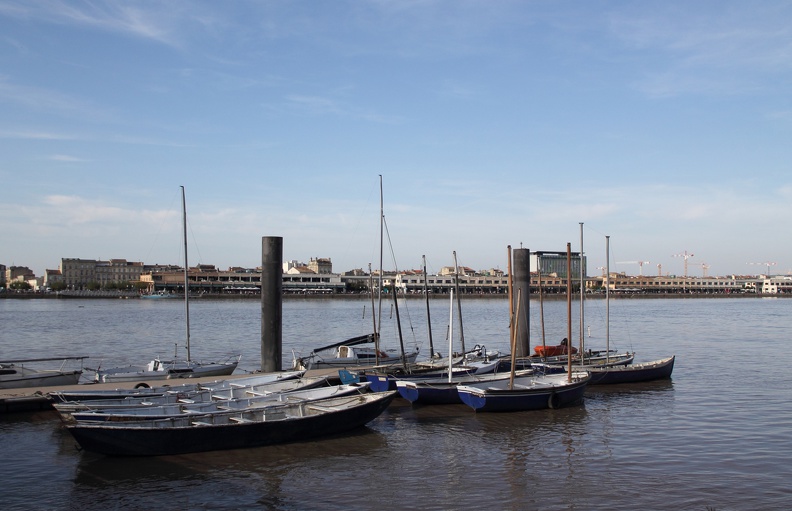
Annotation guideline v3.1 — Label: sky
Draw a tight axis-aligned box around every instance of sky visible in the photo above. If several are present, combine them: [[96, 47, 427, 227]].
[[1, 1, 791, 279]]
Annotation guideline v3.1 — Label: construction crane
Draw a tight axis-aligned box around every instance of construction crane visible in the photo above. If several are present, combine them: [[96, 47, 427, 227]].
[[596, 266, 607, 277], [747, 261, 777, 275], [690, 262, 710, 277], [616, 260, 651, 276], [672, 251, 694, 277]]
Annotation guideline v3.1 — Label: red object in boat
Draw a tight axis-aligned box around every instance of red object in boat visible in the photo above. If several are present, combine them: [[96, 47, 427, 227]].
[[533, 344, 578, 357]]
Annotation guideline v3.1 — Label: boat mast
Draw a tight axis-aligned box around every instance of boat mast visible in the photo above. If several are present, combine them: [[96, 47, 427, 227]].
[[181, 185, 191, 362], [448, 288, 454, 383], [392, 281, 408, 371], [566, 242, 572, 381], [368, 263, 377, 340], [538, 254, 546, 357], [422, 255, 435, 358], [376, 175, 383, 363], [605, 235, 610, 364], [453, 251, 466, 355], [579, 222, 585, 365]]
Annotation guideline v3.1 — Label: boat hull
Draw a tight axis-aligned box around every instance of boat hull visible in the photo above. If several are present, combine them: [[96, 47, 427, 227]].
[[96, 360, 238, 383], [588, 356, 675, 385], [66, 392, 398, 456], [396, 380, 462, 404], [0, 370, 82, 390], [365, 366, 476, 392], [394, 371, 533, 405], [531, 353, 635, 374], [457, 373, 590, 412]]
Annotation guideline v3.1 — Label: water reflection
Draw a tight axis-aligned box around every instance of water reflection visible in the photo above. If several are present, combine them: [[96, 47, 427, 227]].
[[67, 426, 389, 509]]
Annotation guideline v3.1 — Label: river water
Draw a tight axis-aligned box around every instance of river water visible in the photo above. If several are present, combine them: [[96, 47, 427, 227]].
[[1, 296, 790, 510]]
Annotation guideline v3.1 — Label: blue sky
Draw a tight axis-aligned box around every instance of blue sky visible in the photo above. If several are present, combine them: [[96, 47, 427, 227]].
[[2, 1, 791, 278]]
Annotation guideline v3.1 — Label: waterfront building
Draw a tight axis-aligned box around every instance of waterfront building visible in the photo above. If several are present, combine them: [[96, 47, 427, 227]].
[[139, 265, 344, 295], [59, 258, 145, 288], [532, 250, 586, 279], [5, 265, 34, 284], [308, 257, 333, 274], [592, 273, 752, 294], [757, 276, 792, 294], [43, 269, 63, 289]]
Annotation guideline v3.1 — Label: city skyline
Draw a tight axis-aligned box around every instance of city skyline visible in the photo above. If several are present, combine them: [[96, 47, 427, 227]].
[[2, 2, 791, 278], [2, 250, 784, 281]]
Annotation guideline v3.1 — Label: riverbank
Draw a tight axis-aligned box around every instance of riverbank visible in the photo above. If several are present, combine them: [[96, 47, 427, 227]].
[[1, 290, 783, 300]]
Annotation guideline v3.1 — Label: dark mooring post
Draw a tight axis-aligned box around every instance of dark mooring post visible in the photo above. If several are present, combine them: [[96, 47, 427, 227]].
[[512, 247, 531, 358], [261, 236, 283, 372]]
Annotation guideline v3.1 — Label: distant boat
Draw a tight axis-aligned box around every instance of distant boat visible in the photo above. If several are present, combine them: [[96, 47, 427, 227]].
[[94, 186, 239, 384], [291, 333, 418, 370], [0, 356, 86, 389], [94, 355, 240, 383], [140, 291, 175, 299], [65, 391, 399, 456]]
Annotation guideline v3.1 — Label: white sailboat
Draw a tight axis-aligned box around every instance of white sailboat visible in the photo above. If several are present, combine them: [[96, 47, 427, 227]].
[[0, 356, 86, 389], [95, 186, 240, 384], [586, 234, 675, 384]]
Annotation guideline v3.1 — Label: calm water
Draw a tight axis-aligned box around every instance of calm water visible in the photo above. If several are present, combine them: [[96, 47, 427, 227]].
[[1, 296, 791, 510]]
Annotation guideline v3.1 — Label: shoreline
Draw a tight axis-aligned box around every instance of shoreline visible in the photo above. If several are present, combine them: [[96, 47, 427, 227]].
[[1, 291, 784, 300]]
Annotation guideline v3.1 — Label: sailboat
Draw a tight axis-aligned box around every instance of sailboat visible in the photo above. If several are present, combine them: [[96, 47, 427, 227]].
[[0, 356, 86, 389], [405, 252, 502, 374], [94, 187, 239, 384], [365, 251, 502, 392], [353, 176, 424, 388], [530, 225, 635, 374], [396, 289, 519, 405], [586, 234, 675, 384], [457, 245, 590, 412]]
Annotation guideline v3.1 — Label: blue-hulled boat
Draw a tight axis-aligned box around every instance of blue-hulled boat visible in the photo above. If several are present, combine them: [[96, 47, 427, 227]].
[[65, 391, 398, 456], [587, 355, 675, 385], [395, 369, 532, 405], [456, 371, 590, 412], [363, 361, 498, 392]]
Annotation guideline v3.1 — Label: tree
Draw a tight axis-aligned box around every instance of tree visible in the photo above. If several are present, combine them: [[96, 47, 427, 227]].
[[50, 282, 67, 291], [9, 280, 32, 290]]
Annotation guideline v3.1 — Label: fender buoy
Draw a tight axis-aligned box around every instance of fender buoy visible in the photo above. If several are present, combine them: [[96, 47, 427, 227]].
[[547, 392, 561, 409], [134, 382, 151, 389]]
